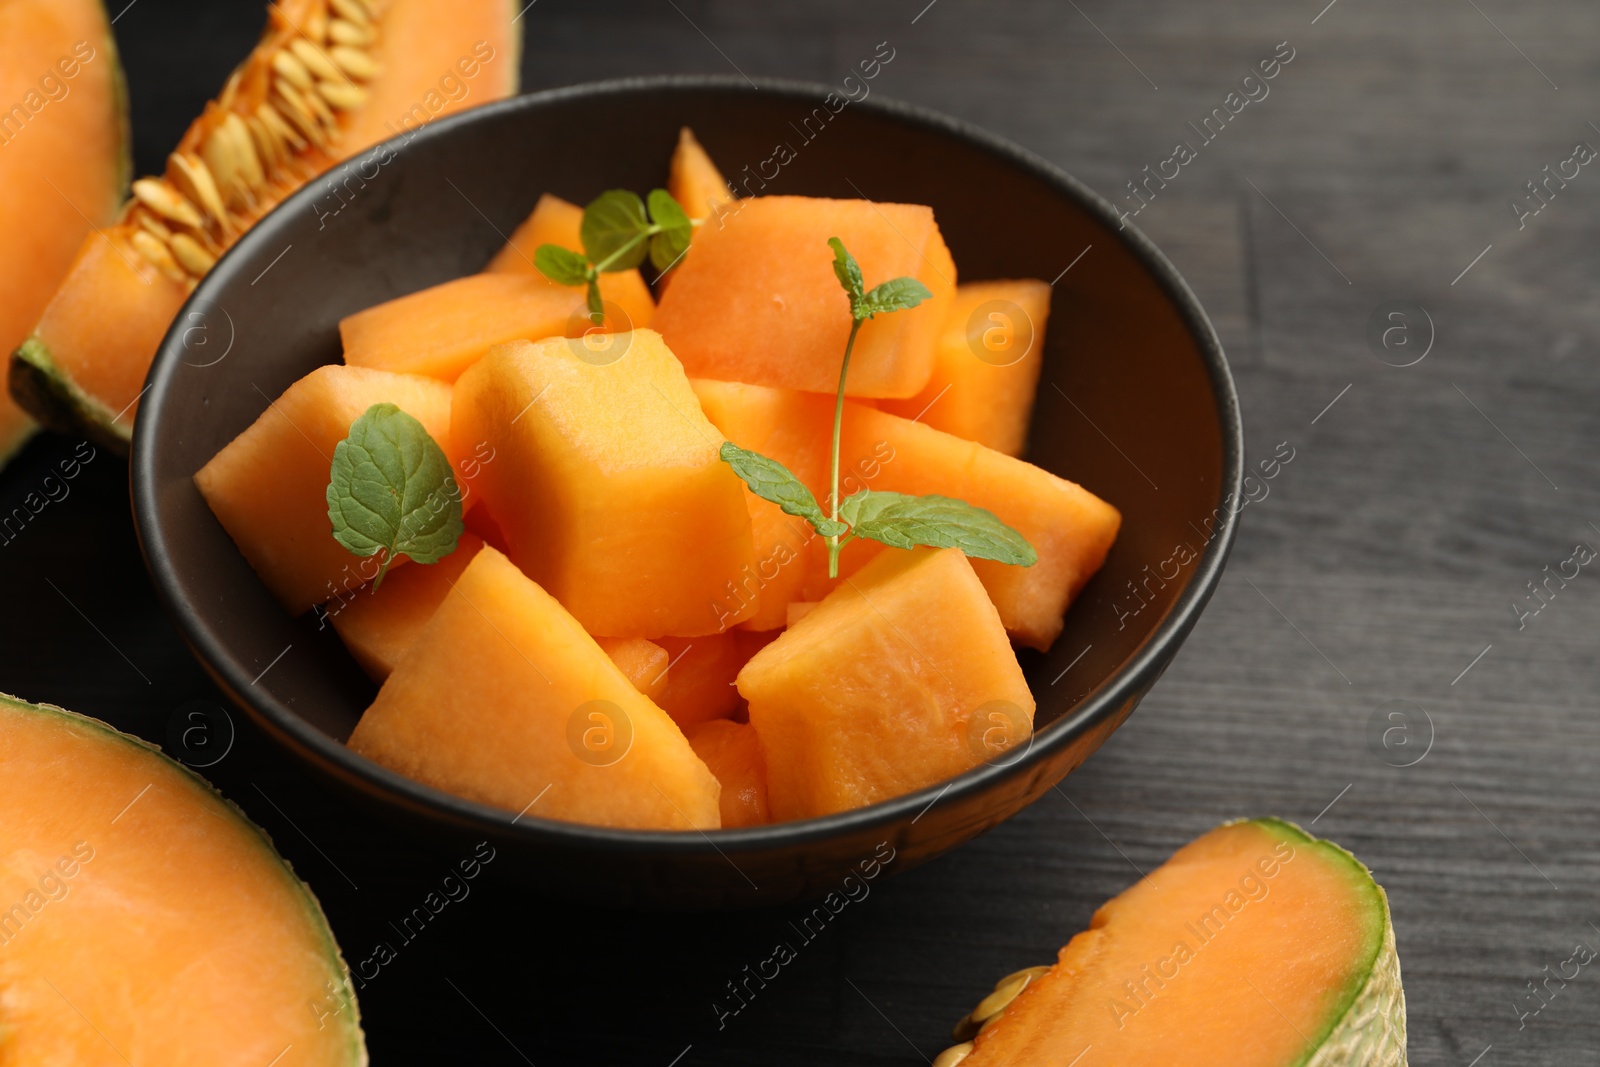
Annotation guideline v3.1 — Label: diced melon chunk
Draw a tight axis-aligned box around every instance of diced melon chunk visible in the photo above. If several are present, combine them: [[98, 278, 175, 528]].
[[195, 364, 454, 615], [348, 546, 721, 830], [686, 719, 770, 828], [650, 632, 745, 730], [739, 546, 1034, 820], [482, 192, 655, 328], [449, 331, 757, 636], [330, 533, 485, 680], [595, 636, 670, 704], [668, 127, 734, 222], [653, 196, 955, 398]]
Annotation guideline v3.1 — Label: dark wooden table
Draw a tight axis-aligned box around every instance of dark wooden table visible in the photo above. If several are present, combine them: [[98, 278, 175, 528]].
[[4, 1, 1597, 1063]]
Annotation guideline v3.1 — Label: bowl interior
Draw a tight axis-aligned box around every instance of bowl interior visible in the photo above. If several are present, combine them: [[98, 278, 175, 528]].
[[133, 78, 1239, 850]]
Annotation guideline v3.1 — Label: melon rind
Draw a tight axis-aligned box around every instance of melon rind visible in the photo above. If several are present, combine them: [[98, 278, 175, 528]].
[[9, 336, 131, 451]]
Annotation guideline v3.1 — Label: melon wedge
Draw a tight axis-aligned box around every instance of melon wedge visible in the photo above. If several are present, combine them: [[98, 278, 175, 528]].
[[668, 127, 734, 222], [195, 364, 455, 616], [449, 332, 757, 637], [347, 545, 722, 830], [944, 819, 1406, 1067], [738, 546, 1034, 820], [484, 192, 655, 326], [652, 195, 955, 398], [880, 279, 1052, 457], [0, 690, 364, 1065], [0, 0, 128, 465], [686, 719, 770, 828], [11, 0, 520, 449]]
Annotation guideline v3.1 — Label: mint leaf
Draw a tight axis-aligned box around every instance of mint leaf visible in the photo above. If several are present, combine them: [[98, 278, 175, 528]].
[[857, 276, 932, 319], [827, 237, 865, 307], [581, 189, 650, 271], [326, 403, 464, 589], [720, 442, 847, 538], [839, 490, 1036, 565], [534, 243, 591, 287], [647, 189, 693, 273]]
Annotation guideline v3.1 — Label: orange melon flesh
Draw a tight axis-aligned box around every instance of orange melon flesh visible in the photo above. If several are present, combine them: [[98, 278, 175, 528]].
[[686, 719, 770, 828], [962, 820, 1395, 1067], [195, 364, 454, 615], [0, 0, 126, 462], [594, 636, 671, 705], [668, 127, 734, 221], [879, 279, 1052, 457], [347, 545, 722, 830], [449, 332, 758, 637], [652, 196, 955, 398], [329, 533, 484, 679], [651, 633, 745, 730], [484, 193, 655, 327], [340, 271, 650, 383], [738, 546, 1033, 820], [0, 691, 364, 1065]]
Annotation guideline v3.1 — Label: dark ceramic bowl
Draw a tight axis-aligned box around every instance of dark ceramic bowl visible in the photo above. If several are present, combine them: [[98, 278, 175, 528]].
[[131, 76, 1241, 909]]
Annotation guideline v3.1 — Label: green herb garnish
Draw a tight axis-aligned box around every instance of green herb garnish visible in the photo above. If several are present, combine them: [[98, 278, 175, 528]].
[[534, 188, 695, 323], [326, 402, 464, 589], [722, 238, 1038, 577]]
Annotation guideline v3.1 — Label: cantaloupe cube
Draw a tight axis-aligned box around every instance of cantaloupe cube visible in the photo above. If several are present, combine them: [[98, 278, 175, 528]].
[[686, 719, 770, 828], [482, 192, 655, 328], [450, 331, 757, 637], [195, 365, 455, 615], [595, 636, 670, 704], [668, 127, 734, 222], [653, 196, 955, 398], [739, 546, 1034, 820], [879, 279, 1052, 456], [348, 546, 721, 830], [330, 533, 485, 679]]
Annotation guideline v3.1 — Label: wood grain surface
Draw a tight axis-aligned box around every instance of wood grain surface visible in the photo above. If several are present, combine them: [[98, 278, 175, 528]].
[[2, 1, 1596, 1063]]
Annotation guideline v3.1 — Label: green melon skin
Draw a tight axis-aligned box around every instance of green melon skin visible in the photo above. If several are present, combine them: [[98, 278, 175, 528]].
[[0, 690, 368, 1066], [10, 336, 133, 454]]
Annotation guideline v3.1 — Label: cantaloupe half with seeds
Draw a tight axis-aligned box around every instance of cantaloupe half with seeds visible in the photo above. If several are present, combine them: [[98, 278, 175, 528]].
[[940, 819, 1406, 1067], [11, 0, 520, 449], [668, 127, 734, 222], [484, 192, 655, 327], [0, 0, 128, 465], [348, 545, 721, 830], [0, 690, 365, 1065], [738, 546, 1034, 821]]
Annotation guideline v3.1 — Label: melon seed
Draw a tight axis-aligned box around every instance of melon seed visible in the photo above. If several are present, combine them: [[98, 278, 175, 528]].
[[131, 178, 204, 230], [271, 49, 315, 91], [328, 18, 374, 46], [329, 45, 378, 81], [329, 0, 371, 25], [130, 230, 189, 285], [932, 1043, 974, 1067], [168, 153, 232, 236], [317, 80, 368, 111], [271, 80, 326, 146], [289, 39, 343, 84], [169, 233, 217, 277]]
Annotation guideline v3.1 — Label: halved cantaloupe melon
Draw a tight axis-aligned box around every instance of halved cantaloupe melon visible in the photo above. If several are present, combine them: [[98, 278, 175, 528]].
[[738, 546, 1033, 820], [483, 192, 655, 326], [668, 127, 734, 222], [0, 690, 365, 1064], [652, 196, 955, 398], [347, 545, 721, 830], [11, 0, 520, 448], [943, 819, 1406, 1067], [195, 363, 455, 615], [0, 0, 127, 465], [686, 719, 770, 828], [449, 332, 757, 637], [880, 279, 1052, 457]]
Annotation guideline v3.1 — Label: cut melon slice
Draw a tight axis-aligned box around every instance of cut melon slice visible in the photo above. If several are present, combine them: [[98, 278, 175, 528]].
[[0, 0, 128, 465], [594, 636, 671, 705], [738, 546, 1034, 820], [879, 279, 1052, 457], [0, 690, 365, 1065], [945, 819, 1406, 1067], [668, 127, 734, 222], [347, 545, 721, 830], [449, 332, 757, 637], [652, 196, 955, 398], [11, 0, 520, 448], [686, 719, 770, 828], [484, 192, 655, 326], [195, 364, 455, 615]]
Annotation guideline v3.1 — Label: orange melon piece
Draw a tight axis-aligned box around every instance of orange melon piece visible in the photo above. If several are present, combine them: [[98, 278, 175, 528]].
[[195, 364, 454, 615], [328, 533, 484, 679], [786, 601, 820, 627], [951, 819, 1405, 1067], [652, 196, 955, 398], [668, 127, 734, 222], [880, 279, 1052, 457], [449, 332, 757, 637], [0, 0, 127, 464], [348, 545, 721, 830], [11, 0, 519, 448], [686, 719, 770, 828], [595, 636, 671, 705], [0, 690, 365, 1064], [820, 404, 1122, 651], [483, 193, 655, 328], [651, 633, 744, 730], [738, 546, 1033, 820]]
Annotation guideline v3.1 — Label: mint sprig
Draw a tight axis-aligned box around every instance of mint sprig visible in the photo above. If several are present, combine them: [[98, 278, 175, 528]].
[[326, 403, 464, 589], [721, 237, 1036, 577], [535, 188, 695, 322]]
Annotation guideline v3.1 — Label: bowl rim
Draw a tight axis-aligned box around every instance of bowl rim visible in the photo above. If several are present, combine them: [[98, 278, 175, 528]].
[[131, 73, 1244, 855]]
